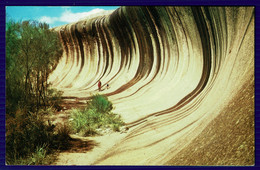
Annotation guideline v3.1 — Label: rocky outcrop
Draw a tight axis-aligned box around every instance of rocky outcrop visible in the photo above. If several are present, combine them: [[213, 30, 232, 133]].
[[49, 6, 254, 165]]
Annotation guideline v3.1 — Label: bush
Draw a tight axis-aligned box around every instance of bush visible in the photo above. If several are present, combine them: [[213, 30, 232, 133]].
[[38, 106, 56, 116], [6, 111, 51, 161], [88, 94, 113, 113], [6, 109, 71, 165], [70, 108, 99, 136], [9, 144, 49, 165], [53, 124, 71, 150], [47, 88, 63, 111], [70, 94, 124, 136]]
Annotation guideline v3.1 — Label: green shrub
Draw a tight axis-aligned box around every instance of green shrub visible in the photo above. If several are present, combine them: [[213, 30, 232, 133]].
[[8, 144, 49, 165], [70, 108, 99, 136], [70, 108, 88, 133], [24, 145, 48, 165], [88, 94, 113, 113], [70, 94, 124, 136]]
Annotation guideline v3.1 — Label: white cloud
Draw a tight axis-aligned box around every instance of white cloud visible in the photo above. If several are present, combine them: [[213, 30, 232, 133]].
[[39, 16, 58, 24], [38, 8, 106, 26], [60, 8, 105, 23]]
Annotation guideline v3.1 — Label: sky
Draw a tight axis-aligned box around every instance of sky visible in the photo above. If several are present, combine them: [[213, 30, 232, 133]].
[[6, 6, 120, 28]]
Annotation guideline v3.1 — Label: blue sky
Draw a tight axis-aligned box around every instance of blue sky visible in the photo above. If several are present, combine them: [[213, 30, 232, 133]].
[[6, 6, 120, 28]]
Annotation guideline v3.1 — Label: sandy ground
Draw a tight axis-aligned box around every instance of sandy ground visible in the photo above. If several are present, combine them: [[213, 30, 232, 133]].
[[54, 133, 128, 165]]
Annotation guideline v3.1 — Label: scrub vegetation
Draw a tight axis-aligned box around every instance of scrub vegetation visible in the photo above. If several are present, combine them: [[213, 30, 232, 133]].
[[6, 19, 67, 165], [70, 94, 125, 136]]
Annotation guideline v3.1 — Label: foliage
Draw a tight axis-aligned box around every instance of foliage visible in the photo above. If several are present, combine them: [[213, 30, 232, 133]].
[[87, 94, 113, 113], [54, 124, 71, 150], [6, 19, 65, 165], [47, 88, 64, 111], [6, 110, 71, 165], [6, 19, 63, 116], [38, 106, 56, 116], [70, 94, 124, 136], [10, 145, 50, 165]]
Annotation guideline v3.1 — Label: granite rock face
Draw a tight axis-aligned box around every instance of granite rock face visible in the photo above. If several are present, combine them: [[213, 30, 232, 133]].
[[49, 7, 254, 165]]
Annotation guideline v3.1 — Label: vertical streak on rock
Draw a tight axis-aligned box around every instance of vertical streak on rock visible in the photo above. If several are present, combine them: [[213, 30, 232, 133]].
[[74, 23, 85, 73]]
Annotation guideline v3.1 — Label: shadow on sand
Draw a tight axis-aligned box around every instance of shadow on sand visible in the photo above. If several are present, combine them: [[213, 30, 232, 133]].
[[61, 136, 99, 153]]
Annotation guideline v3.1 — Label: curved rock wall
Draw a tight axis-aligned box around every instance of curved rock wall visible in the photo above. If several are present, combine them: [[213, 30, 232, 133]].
[[49, 6, 254, 165]]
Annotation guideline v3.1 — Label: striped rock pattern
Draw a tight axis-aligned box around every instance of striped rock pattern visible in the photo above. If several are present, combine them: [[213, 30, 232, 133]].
[[49, 6, 254, 165]]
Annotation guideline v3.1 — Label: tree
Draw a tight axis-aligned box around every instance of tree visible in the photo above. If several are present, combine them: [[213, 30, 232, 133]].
[[6, 19, 63, 116], [6, 20, 24, 116]]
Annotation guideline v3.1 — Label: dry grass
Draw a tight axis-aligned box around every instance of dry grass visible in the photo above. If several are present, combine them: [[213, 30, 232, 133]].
[[166, 79, 255, 166]]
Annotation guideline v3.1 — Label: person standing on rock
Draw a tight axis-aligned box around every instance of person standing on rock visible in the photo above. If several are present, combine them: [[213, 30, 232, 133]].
[[98, 80, 102, 91]]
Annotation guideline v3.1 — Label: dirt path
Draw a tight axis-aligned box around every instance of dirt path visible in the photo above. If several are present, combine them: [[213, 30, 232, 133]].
[[54, 132, 128, 165]]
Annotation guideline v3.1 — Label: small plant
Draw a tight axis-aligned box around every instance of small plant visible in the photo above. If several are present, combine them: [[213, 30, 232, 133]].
[[47, 88, 64, 111], [28, 145, 48, 165], [53, 124, 72, 150], [70, 94, 124, 136], [7, 145, 49, 165], [88, 94, 113, 113], [38, 106, 56, 116], [112, 124, 120, 132]]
